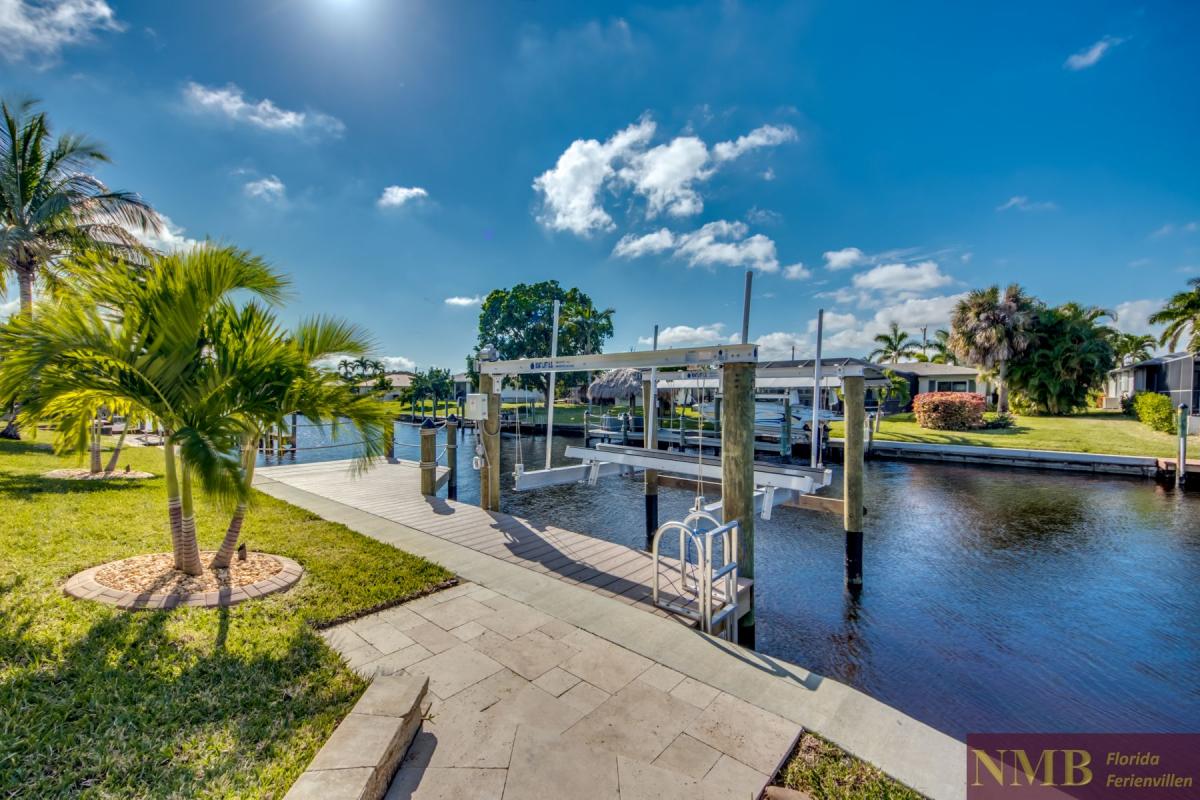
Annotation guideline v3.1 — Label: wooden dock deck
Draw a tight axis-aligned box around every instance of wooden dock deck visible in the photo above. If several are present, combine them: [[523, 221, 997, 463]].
[[254, 458, 750, 624]]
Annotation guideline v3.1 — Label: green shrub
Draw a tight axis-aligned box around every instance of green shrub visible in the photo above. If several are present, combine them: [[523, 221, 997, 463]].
[[1131, 392, 1177, 434], [983, 412, 1016, 429], [912, 392, 986, 430]]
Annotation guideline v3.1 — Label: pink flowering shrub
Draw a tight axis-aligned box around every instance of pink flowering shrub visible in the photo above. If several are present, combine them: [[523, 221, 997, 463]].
[[912, 392, 986, 430]]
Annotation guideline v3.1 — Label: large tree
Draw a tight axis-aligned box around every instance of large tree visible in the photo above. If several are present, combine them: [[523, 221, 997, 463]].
[[474, 280, 614, 405], [949, 284, 1039, 412], [0, 97, 159, 316], [1006, 304, 1116, 414], [1148, 277, 1200, 353], [868, 322, 919, 364]]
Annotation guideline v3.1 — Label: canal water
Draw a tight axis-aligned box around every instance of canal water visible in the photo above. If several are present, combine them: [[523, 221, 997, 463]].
[[265, 421, 1200, 739]]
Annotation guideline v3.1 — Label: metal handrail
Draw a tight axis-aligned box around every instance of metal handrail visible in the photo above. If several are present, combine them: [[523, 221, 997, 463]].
[[651, 516, 740, 642]]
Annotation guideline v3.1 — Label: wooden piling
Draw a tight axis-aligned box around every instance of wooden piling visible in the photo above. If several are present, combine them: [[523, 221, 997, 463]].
[[843, 373, 865, 593], [479, 373, 501, 511], [721, 360, 756, 646], [643, 380, 659, 549], [290, 412, 298, 454], [446, 415, 459, 500], [780, 397, 791, 457], [419, 419, 437, 496]]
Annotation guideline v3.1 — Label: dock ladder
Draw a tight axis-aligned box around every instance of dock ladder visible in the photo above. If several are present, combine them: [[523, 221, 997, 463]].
[[651, 508, 740, 642]]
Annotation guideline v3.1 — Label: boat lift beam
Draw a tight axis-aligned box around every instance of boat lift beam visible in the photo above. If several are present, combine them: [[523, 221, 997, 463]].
[[478, 343, 757, 376], [562, 442, 831, 498]]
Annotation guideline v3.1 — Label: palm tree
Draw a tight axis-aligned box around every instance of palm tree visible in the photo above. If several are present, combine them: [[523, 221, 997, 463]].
[[1148, 278, 1200, 353], [868, 323, 919, 364], [0, 245, 286, 575], [1111, 332, 1156, 366], [927, 329, 957, 365], [1, 97, 159, 316], [206, 305, 392, 568], [949, 284, 1038, 412]]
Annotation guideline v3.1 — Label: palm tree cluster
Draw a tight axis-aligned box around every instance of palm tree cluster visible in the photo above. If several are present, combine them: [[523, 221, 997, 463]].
[[0, 245, 392, 574], [1111, 332, 1156, 366], [867, 323, 919, 364]]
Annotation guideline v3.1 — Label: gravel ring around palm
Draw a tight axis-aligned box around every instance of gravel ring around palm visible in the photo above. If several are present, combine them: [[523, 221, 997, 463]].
[[63, 552, 304, 610], [43, 468, 156, 480]]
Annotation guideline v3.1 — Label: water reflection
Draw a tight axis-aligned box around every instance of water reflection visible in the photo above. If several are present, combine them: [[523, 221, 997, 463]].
[[267, 422, 1200, 738]]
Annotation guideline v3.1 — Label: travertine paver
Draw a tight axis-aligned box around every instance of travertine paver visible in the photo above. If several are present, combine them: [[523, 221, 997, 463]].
[[314, 583, 801, 799]]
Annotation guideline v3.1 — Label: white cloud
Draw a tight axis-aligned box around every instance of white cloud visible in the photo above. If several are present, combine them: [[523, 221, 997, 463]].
[[380, 356, 417, 372], [122, 212, 199, 254], [673, 221, 780, 273], [534, 117, 798, 234], [1065, 36, 1124, 71], [613, 228, 675, 258], [783, 263, 811, 280], [0, 296, 20, 320], [745, 206, 781, 225], [823, 293, 967, 354], [712, 124, 798, 163], [532, 118, 656, 236], [377, 186, 428, 208], [619, 135, 711, 218], [243, 175, 286, 203], [753, 331, 810, 360], [0, 0, 122, 63], [182, 82, 344, 137], [823, 246, 867, 271], [996, 196, 1058, 212], [852, 261, 953, 294], [444, 295, 482, 307], [1114, 299, 1164, 337], [638, 323, 726, 347], [1151, 221, 1198, 238], [613, 220, 781, 273], [761, 168, 776, 181], [807, 311, 858, 333]]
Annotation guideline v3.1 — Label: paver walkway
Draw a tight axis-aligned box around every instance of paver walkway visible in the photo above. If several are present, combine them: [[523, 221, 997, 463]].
[[326, 582, 798, 799], [256, 459, 747, 624], [256, 459, 966, 800]]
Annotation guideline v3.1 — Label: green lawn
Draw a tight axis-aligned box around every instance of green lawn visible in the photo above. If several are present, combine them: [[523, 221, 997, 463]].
[[776, 733, 923, 800], [831, 410, 1183, 458], [0, 436, 451, 798]]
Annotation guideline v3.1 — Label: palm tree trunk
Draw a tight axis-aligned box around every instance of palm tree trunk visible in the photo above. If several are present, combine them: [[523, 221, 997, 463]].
[[211, 436, 256, 569], [17, 264, 34, 318], [178, 460, 204, 576], [104, 427, 127, 473], [163, 440, 185, 570], [90, 416, 102, 474], [998, 360, 1009, 413]]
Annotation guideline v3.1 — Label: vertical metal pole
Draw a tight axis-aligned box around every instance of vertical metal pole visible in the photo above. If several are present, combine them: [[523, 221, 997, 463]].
[[643, 325, 661, 549], [545, 299, 561, 471], [1179, 404, 1190, 488], [446, 416, 459, 500], [290, 412, 298, 455], [780, 397, 791, 457], [419, 419, 436, 496], [722, 360, 755, 647], [811, 309, 824, 468], [843, 373, 865, 594], [741, 270, 753, 345]]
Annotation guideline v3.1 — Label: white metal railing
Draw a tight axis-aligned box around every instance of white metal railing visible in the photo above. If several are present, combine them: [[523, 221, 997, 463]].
[[651, 509, 740, 642]]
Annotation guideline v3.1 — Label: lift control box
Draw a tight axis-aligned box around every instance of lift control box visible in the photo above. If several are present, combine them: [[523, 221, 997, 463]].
[[464, 393, 489, 421]]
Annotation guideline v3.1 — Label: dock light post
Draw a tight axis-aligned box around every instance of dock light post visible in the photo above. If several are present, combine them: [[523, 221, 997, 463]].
[[843, 372, 866, 594], [419, 418, 437, 496], [446, 415, 459, 500], [1179, 404, 1190, 489]]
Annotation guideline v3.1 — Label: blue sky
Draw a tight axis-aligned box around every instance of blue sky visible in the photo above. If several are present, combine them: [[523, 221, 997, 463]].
[[2, 0, 1198, 370]]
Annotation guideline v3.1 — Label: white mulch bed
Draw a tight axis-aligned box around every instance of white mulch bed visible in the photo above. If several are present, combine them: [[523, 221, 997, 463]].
[[94, 551, 283, 595], [44, 468, 156, 480]]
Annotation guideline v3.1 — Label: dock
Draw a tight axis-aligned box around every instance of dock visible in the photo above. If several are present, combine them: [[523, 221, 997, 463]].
[[255, 458, 750, 624], [253, 456, 964, 800]]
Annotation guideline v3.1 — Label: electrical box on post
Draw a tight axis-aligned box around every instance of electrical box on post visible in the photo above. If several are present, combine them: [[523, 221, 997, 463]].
[[464, 393, 489, 421]]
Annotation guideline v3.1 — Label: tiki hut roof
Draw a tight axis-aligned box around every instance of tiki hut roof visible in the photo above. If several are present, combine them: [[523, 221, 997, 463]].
[[587, 368, 644, 402]]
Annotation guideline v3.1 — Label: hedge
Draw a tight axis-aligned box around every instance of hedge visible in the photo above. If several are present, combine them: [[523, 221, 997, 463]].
[[1131, 392, 1177, 435], [912, 392, 987, 431]]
